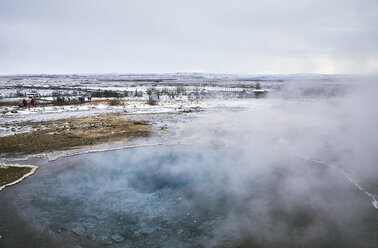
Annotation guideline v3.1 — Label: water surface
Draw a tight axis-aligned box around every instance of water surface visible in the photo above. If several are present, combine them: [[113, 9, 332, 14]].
[[0, 145, 377, 247]]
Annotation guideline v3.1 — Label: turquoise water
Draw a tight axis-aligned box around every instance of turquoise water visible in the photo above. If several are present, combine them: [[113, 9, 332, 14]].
[[1, 145, 378, 247]]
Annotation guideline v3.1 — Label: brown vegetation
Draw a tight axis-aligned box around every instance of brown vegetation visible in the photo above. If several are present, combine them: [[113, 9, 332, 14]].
[[0, 102, 17, 107], [0, 165, 33, 187], [0, 114, 151, 154], [0, 99, 127, 108]]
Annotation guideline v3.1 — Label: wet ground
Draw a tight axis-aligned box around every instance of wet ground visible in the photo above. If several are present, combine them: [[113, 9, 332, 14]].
[[0, 145, 378, 248]]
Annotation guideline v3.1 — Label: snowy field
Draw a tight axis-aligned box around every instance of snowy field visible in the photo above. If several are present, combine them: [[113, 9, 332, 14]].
[[0, 73, 349, 137]]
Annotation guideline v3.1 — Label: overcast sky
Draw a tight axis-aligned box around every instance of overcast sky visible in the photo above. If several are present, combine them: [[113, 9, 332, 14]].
[[0, 0, 377, 75]]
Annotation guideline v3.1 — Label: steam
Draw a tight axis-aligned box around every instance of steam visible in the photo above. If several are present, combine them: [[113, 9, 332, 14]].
[[11, 78, 378, 247], [166, 79, 378, 246]]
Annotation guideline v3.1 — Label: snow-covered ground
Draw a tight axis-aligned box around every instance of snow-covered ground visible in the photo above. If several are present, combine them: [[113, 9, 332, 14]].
[[0, 73, 348, 135], [0, 97, 272, 137], [0, 72, 350, 101]]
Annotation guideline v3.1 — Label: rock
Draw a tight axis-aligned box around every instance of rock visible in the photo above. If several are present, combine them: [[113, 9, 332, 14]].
[[125, 230, 140, 240], [111, 234, 124, 242], [87, 233, 97, 240], [99, 234, 113, 244], [71, 226, 86, 236], [102, 238, 113, 245], [83, 221, 95, 229], [139, 227, 156, 234]]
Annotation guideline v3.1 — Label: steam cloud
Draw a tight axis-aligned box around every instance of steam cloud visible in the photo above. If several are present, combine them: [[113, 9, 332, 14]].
[[12, 78, 378, 247]]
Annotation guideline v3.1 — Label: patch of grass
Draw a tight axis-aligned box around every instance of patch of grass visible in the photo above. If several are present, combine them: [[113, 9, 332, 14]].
[[0, 114, 151, 154], [0, 166, 32, 187], [109, 99, 124, 106], [0, 102, 17, 107]]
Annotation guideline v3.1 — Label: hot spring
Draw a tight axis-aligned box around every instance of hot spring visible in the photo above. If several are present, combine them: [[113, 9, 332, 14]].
[[0, 145, 377, 248]]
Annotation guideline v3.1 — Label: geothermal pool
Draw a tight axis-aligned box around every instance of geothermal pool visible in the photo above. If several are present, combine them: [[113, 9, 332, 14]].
[[0, 146, 377, 247]]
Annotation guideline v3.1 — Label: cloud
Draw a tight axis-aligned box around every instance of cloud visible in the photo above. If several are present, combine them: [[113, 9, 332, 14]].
[[0, 0, 377, 74]]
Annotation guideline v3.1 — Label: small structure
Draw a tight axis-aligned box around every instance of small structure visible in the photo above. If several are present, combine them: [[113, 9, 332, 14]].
[[252, 89, 267, 94], [26, 93, 37, 99], [188, 92, 197, 100], [252, 89, 268, 98], [78, 97, 85, 103]]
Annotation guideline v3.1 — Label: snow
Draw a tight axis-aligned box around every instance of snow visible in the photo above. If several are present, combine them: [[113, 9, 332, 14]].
[[0, 73, 347, 138]]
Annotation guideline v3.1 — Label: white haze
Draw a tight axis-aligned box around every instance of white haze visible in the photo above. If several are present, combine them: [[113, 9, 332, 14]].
[[87, 79, 378, 246], [169, 79, 378, 246]]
